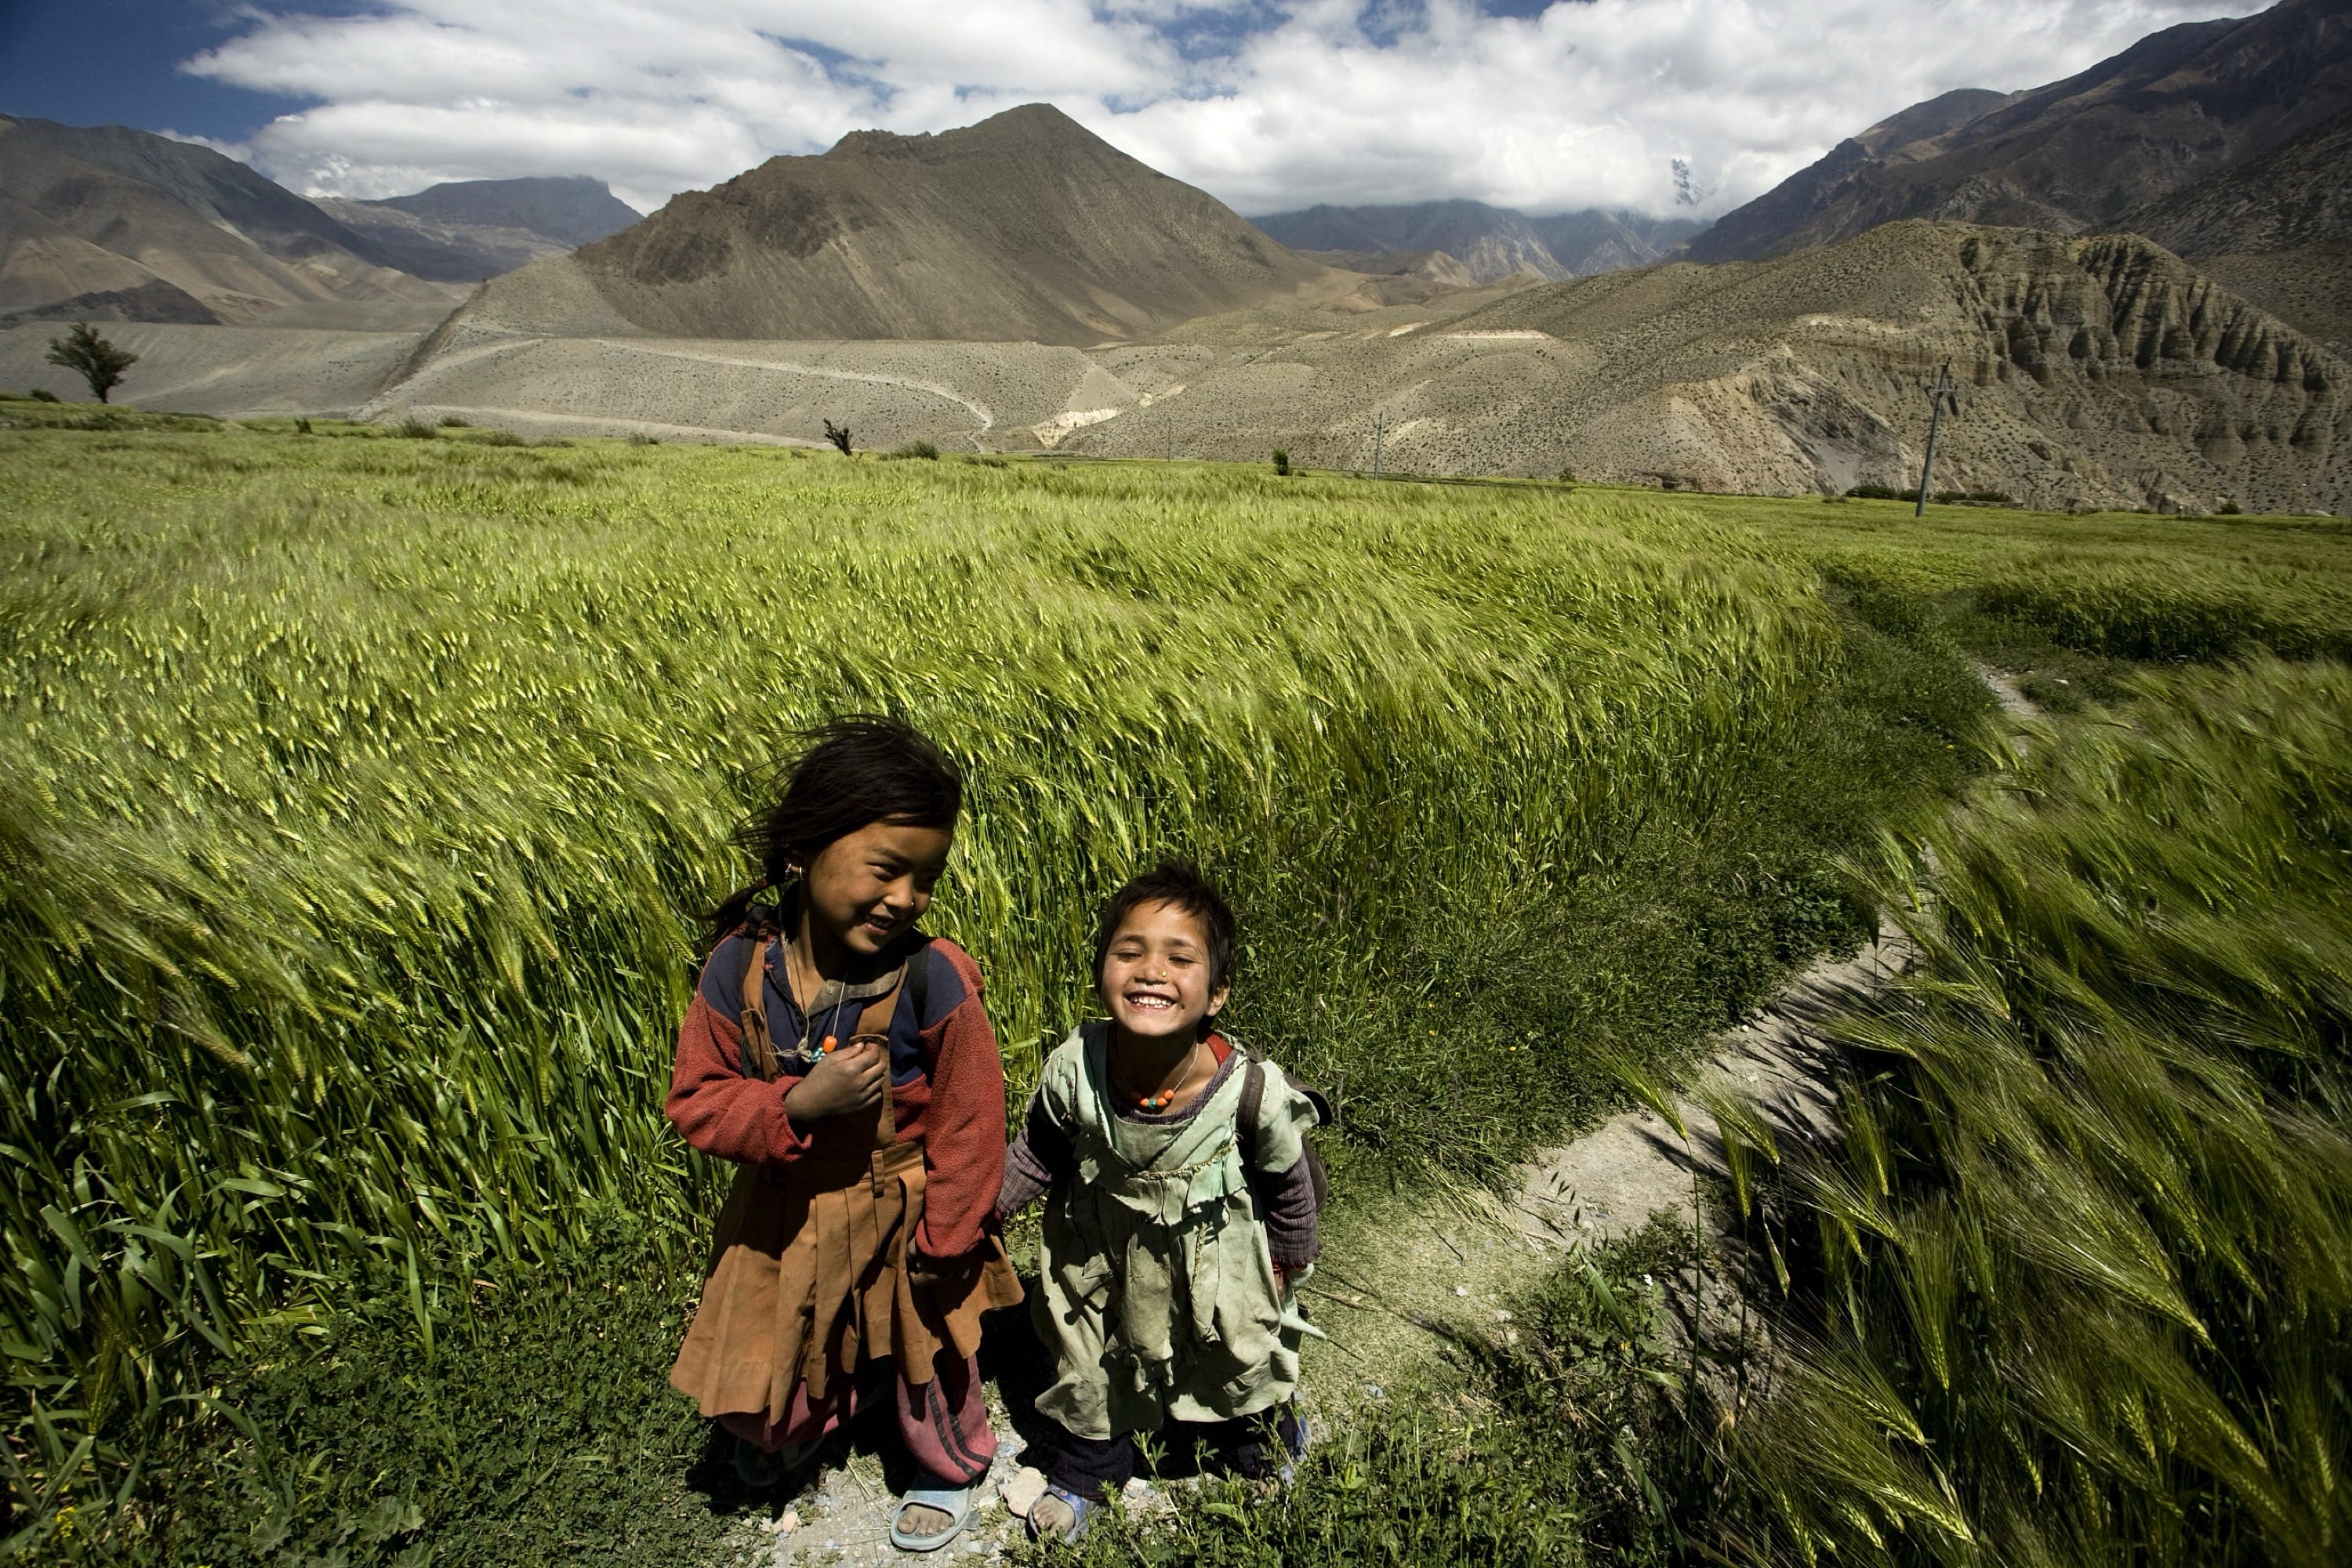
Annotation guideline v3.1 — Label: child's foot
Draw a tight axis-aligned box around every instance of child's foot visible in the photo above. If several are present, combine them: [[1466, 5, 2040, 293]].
[[1025, 1484, 1098, 1542], [889, 1481, 973, 1552], [1215, 1409, 1310, 1488], [730, 1432, 824, 1490], [1277, 1411, 1311, 1486]]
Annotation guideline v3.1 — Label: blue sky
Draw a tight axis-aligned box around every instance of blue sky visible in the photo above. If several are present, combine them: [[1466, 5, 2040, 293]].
[[0, 1, 2247, 217], [0, 2, 311, 140]]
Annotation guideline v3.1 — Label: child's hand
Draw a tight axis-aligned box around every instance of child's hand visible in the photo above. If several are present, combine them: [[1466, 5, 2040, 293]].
[[906, 1243, 981, 1292], [1274, 1263, 1293, 1299], [782, 1039, 887, 1121]]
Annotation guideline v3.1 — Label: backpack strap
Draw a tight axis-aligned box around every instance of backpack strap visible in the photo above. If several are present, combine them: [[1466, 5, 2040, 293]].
[[1238, 1054, 1269, 1169], [739, 936, 783, 1082], [906, 938, 932, 1024], [1233, 1044, 1333, 1210], [736, 932, 927, 1085]]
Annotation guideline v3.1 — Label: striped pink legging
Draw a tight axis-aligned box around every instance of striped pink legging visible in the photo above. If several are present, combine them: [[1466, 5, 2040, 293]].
[[719, 1348, 995, 1485]]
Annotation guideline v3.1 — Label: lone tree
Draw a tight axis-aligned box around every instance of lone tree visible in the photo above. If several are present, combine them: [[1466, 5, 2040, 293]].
[[822, 419, 853, 456], [45, 321, 137, 403]]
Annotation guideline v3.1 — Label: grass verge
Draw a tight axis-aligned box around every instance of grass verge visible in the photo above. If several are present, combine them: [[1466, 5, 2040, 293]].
[[1713, 657, 2352, 1567]]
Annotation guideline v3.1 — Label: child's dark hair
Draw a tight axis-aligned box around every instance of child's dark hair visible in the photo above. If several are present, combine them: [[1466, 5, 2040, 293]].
[[1093, 859, 1237, 994], [709, 715, 963, 945]]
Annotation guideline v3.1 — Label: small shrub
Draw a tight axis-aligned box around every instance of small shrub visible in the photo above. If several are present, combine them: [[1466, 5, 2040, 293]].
[[476, 428, 526, 447], [437, 415, 470, 429], [1272, 449, 1290, 476], [394, 417, 437, 439], [626, 431, 659, 446], [1557, 466, 1576, 483], [884, 439, 939, 460], [962, 453, 1007, 468], [2220, 499, 2243, 515], [1933, 488, 2016, 506], [45, 321, 137, 402], [295, 417, 313, 435], [28, 387, 60, 403], [822, 418, 853, 456], [1845, 482, 1909, 501]]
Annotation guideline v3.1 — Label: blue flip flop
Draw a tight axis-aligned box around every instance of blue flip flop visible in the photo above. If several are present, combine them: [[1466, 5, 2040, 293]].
[[1025, 1483, 1098, 1543], [889, 1484, 973, 1552]]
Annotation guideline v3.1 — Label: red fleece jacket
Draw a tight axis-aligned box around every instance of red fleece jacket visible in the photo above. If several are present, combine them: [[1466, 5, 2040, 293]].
[[664, 935, 1007, 1261]]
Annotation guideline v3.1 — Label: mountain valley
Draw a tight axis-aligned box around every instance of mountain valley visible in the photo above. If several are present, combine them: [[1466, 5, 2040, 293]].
[[5, 1, 2347, 514]]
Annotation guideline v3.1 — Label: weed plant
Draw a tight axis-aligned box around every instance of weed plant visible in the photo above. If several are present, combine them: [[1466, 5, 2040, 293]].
[[106, 1214, 739, 1567], [1721, 658, 2352, 1566]]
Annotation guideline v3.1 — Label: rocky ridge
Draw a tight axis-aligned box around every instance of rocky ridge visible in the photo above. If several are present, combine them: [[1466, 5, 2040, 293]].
[[0, 115, 460, 326], [1254, 199, 1704, 281], [1687, 0, 2352, 267], [548, 104, 1331, 346]]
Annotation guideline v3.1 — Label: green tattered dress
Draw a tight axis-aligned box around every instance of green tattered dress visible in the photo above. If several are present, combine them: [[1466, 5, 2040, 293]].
[[1032, 1022, 1322, 1442]]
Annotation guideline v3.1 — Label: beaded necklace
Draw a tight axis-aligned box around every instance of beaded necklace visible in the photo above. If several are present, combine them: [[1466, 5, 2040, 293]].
[[1124, 1036, 1205, 1112]]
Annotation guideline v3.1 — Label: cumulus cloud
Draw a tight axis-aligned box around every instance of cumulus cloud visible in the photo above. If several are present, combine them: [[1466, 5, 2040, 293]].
[[184, 0, 2249, 217]]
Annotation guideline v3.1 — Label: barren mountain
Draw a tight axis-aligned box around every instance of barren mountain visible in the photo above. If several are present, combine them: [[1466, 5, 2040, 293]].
[[0, 116, 460, 327], [2118, 107, 2352, 355], [319, 176, 641, 284], [1687, 0, 2351, 265], [374, 176, 640, 249], [285, 216, 2338, 517], [1301, 249, 1480, 291], [1254, 200, 1704, 281], [1530, 210, 1707, 275], [1254, 201, 1572, 280], [506, 104, 1328, 345]]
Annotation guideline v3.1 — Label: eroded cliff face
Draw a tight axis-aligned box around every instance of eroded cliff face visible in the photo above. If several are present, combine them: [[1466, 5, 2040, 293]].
[[1928, 230, 2343, 510], [1563, 226, 2348, 513]]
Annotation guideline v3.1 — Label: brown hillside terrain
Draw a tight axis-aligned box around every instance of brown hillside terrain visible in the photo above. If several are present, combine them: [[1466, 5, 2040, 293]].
[[1034, 222, 2343, 515], [538, 103, 1332, 344], [1688, 0, 2351, 265], [299, 219, 2345, 515], [2118, 107, 2352, 357], [0, 116, 461, 326]]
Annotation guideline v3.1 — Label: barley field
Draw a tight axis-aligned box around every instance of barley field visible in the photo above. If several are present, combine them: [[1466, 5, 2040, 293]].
[[1724, 658, 2352, 1568], [3, 403, 2347, 1563]]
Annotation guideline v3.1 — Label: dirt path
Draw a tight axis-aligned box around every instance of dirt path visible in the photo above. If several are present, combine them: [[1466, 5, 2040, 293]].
[[586, 341, 1000, 441], [713, 673, 2038, 1564]]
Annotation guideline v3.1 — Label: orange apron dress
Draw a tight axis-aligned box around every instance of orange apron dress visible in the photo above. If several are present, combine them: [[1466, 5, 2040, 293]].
[[670, 936, 1024, 1431]]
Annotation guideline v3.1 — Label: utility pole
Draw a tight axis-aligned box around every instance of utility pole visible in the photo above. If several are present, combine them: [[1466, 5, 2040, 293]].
[[1915, 361, 1958, 517], [1372, 410, 1384, 479]]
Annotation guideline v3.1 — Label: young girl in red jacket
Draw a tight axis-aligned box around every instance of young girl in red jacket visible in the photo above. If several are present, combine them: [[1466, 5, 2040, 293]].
[[666, 717, 1022, 1553]]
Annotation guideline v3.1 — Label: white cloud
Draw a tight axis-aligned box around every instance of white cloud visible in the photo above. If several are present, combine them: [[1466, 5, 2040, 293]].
[[156, 129, 260, 165], [184, 0, 2252, 217]]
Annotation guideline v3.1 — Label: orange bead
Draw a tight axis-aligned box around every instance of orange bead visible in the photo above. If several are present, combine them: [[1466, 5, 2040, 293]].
[[822, 1035, 838, 1054]]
